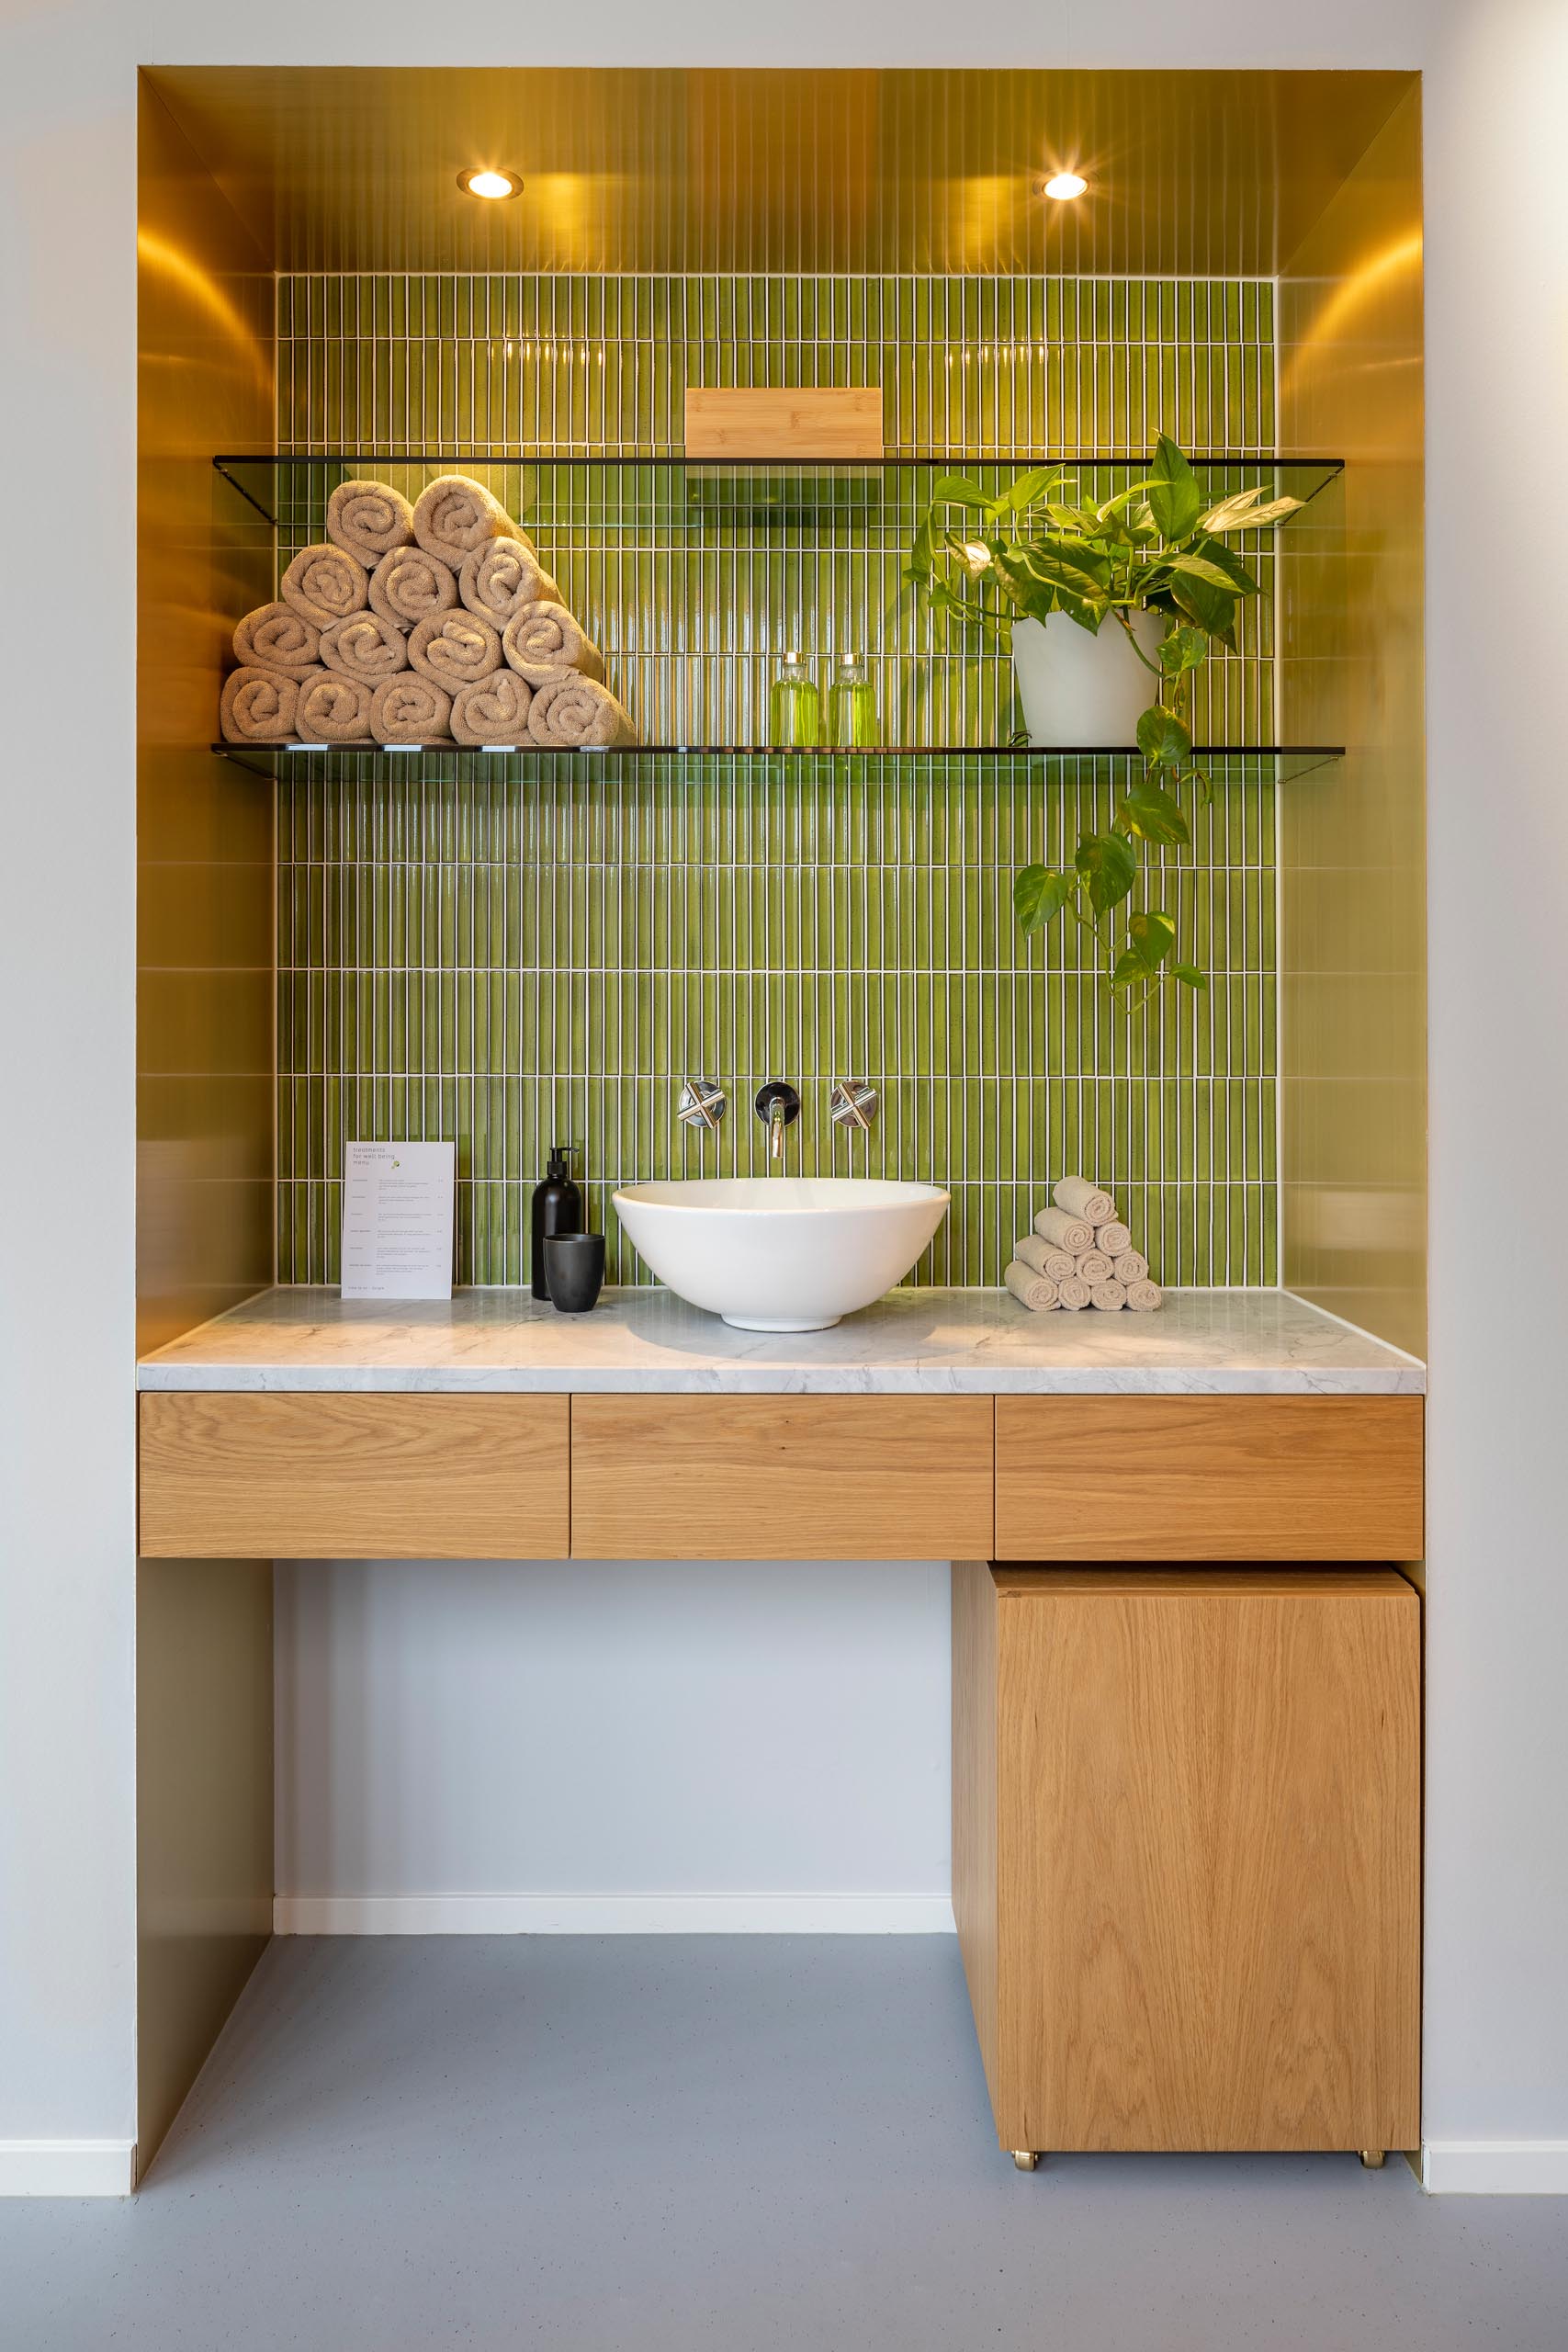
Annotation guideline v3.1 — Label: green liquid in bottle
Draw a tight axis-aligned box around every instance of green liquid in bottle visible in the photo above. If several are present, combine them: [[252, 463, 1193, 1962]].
[[829, 654, 878, 748], [769, 651, 821, 748]]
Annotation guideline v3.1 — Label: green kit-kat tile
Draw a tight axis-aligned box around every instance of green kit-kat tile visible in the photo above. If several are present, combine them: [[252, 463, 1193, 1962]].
[[277, 268, 1280, 1288]]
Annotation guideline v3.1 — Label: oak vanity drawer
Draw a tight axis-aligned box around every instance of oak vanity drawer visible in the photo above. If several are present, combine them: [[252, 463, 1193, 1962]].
[[994, 1396, 1424, 1561], [570, 1396, 995, 1560], [138, 1393, 570, 1559]]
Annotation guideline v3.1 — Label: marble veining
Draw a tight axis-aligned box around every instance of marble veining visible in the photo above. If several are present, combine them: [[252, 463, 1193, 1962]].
[[137, 1287, 1426, 1396]]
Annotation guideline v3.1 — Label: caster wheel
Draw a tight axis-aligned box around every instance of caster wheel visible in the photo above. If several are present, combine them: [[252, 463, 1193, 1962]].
[[1359, 2150, 1386, 2169], [1012, 2151, 1039, 2172]]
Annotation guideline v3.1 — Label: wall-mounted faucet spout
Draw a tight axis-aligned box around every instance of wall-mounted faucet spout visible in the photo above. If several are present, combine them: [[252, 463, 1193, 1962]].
[[753, 1080, 800, 1163]]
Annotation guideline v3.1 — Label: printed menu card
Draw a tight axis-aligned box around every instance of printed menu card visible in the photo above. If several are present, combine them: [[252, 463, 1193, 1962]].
[[340, 1141, 456, 1301]]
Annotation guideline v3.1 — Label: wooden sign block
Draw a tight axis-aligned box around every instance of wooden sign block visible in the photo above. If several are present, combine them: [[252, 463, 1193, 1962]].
[[683, 386, 884, 459]]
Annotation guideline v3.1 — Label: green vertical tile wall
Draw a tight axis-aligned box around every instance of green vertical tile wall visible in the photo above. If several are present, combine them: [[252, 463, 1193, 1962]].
[[276, 273, 1279, 1289]]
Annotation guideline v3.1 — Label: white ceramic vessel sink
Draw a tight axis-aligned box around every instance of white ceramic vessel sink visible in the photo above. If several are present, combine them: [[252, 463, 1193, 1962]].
[[613, 1177, 951, 1330]]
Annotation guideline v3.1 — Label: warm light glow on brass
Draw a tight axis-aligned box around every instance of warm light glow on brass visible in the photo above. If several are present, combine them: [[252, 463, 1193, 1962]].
[[458, 167, 521, 200], [1042, 172, 1089, 201]]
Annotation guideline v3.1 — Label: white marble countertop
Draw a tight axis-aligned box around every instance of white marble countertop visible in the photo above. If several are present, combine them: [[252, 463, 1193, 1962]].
[[137, 1287, 1425, 1396]]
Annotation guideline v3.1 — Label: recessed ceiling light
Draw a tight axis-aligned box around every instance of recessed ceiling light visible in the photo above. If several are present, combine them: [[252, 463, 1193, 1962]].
[[457, 168, 522, 201], [1040, 171, 1089, 201]]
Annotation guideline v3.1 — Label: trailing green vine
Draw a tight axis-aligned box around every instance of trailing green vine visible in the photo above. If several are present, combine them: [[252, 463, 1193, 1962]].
[[904, 435, 1301, 1005]]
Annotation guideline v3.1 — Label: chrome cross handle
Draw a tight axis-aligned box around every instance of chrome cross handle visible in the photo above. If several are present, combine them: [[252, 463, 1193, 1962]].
[[830, 1079, 879, 1131], [677, 1077, 728, 1132]]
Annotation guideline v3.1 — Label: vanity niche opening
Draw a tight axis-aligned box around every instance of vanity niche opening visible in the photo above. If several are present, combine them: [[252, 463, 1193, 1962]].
[[136, 63, 1426, 2178]]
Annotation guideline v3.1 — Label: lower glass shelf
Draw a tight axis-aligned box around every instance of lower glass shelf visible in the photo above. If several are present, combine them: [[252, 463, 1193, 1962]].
[[212, 742, 1345, 782]]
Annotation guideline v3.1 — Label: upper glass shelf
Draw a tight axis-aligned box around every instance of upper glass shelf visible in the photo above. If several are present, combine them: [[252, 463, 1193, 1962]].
[[213, 742, 1345, 784], [213, 452, 1344, 530]]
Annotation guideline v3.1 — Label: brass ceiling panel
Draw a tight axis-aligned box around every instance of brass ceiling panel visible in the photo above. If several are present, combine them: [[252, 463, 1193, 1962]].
[[145, 66, 1416, 278]]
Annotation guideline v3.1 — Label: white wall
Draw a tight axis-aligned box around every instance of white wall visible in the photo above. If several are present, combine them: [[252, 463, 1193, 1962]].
[[5, 0, 1568, 2191], [1417, 0, 1568, 2194], [275, 1559, 950, 1929]]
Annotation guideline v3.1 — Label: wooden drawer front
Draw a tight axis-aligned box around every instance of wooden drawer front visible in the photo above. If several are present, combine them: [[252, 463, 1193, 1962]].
[[570, 1396, 994, 1560], [139, 1394, 570, 1560], [995, 1396, 1423, 1561]]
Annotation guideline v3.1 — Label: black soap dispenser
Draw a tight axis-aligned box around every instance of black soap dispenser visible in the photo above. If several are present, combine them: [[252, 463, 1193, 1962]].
[[530, 1144, 582, 1300]]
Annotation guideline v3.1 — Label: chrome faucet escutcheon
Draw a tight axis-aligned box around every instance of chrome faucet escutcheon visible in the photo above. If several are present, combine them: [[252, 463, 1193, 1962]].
[[754, 1080, 800, 1161]]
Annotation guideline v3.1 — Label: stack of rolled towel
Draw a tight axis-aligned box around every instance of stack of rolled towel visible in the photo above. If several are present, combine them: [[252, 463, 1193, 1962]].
[[220, 473, 638, 752], [1004, 1176, 1164, 1315]]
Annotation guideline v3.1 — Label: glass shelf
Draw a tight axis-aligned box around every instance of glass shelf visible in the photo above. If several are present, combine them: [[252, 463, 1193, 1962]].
[[213, 452, 1344, 531], [214, 742, 1344, 783]]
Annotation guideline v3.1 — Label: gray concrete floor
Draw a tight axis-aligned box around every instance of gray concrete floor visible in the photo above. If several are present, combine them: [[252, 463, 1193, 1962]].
[[5, 1937, 1567, 2350]]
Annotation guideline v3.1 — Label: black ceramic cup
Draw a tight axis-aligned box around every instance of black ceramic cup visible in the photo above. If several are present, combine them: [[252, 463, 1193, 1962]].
[[543, 1231, 605, 1314]]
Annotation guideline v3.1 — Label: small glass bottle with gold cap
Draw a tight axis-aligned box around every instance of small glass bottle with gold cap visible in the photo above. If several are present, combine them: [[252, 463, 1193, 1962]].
[[769, 650, 821, 748], [829, 653, 879, 748]]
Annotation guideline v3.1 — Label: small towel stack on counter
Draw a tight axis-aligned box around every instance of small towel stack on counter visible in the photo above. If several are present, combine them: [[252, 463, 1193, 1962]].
[[220, 473, 637, 750], [1004, 1176, 1164, 1314]]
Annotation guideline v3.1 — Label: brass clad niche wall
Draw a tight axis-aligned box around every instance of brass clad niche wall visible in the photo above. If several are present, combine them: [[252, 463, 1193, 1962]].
[[1280, 86, 1427, 1358], [276, 272, 1280, 1289], [135, 74, 276, 2179]]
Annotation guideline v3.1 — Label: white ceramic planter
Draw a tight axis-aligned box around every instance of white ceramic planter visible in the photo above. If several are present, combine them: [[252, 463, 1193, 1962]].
[[1011, 609, 1166, 748]]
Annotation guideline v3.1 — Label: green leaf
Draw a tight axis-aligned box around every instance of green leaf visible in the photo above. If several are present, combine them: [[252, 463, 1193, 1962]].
[[1157, 624, 1207, 678], [1014, 865, 1077, 933], [1122, 776, 1190, 847], [1135, 706, 1192, 769], [1172, 962, 1208, 989], [987, 466, 1064, 519], [1199, 487, 1305, 533], [1167, 569, 1238, 646], [929, 474, 990, 509], [1146, 434, 1203, 542], [1191, 535, 1259, 594], [1162, 549, 1247, 594], [992, 543, 1110, 629], [1129, 910, 1177, 968], [1026, 534, 1114, 590], [1076, 831, 1137, 915], [1110, 910, 1179, 989]]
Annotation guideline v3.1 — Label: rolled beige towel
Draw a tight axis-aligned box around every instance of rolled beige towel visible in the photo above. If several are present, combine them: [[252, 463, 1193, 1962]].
[[369, 545, 458, 633], [1033, 1204, 1093, 1254], [460, 537, 561, 628], [1076, 1248, 1114, 1285], [1004, 1261, 1058, 1312], [450, 669, 534, 747], [369, 674, 452, 745], [297, 673, 373, 743], [503, 601, 607, 686], [409, 609, 503, 693], [1056, 1275, 1091, 1312], [1055, 1175, 1117, 1227], [1111, 1249, 1149, 1286], [526, 671, 637, 750], [232, 601, 321, 678], [1089, 1278, 1128, 1312], [1095, 1221, 1134, 1261], [412, 474, 527, 568], [280, 541, 369, 628], [220, 666, 300, 742], [320, 611, 410, 688], [1015, 1234, 1075, 1285], [326, 478, 416, 568], [1126, 1279, 1164, 1312]]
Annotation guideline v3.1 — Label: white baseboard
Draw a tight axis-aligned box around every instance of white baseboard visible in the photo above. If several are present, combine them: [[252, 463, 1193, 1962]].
[[275, 1892, 955, 1936], [0, 2140, 136, 2199], [1422, 2140, 1568, 2195]]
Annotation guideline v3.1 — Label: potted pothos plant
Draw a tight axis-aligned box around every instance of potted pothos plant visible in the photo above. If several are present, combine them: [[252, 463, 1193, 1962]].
[[904, 435, 1301, 1005]]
